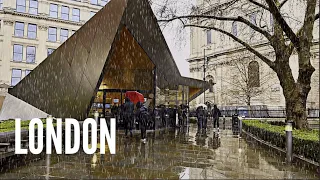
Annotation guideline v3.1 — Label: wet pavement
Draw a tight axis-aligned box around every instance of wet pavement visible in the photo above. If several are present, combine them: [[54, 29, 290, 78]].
[[0, 123, 318, 179]]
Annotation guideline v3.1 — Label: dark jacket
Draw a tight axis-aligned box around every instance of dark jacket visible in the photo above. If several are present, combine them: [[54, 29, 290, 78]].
[[123, 98, 134, 115], [196, 106, 205, 117], [212, 106, 221, 119]]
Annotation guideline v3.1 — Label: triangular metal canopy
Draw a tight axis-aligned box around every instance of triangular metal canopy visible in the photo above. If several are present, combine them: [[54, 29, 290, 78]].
[[9, 0, 209, 120]]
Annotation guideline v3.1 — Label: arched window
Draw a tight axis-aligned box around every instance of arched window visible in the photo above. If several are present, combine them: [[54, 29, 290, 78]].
[[209, 79, 214, 92], [206, 75, 214, 93], [248, 61, 260, 87]]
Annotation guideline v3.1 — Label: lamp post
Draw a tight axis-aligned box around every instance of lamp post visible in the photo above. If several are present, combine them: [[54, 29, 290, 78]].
[[203, 47, 211, 104]]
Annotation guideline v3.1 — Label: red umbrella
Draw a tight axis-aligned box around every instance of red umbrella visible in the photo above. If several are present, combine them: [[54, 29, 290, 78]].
[[125, 91, 144, 104]]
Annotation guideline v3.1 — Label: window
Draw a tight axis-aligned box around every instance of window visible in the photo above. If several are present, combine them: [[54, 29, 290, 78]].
[[91, 0, 98, 5], [27, 24, 37, 39], [71, 30, 76, 35], [13, 45, 23, 62], [60, 29, 68, 42], [250, 13, 256, 35], [101, 0, 109, 6], [232, 22, 237, 36], [26, 46, 36, 63], [206, 30, 212, 45], [11, 69, 22, 86], [250, 13, 256, 25], [72, 8, 80, 22], [90, 11, 96, 19], [48, 27, 57, 42], [0, 0, 3, 10], [248, 61, 260, 87], [29, 0, 38, 15], [16, 0, 26, 13], [14, 22, 24, 37], [209, 79, 214, 93], [25, 70, 32, 76], [49, 4, 58, 18], [61, 6, 69, 20], [47, 48, 55, 56]]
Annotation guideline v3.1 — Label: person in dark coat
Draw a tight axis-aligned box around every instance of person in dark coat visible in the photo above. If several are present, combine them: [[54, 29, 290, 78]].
[[202, 107, 208, 134], [196, 106, 205, 135], [212, 105, 221, 130], [136, 102, 148, 142], [123, 97, 134, 137]]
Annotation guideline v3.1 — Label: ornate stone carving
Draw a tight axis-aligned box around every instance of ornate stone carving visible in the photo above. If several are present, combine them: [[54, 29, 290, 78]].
[[3, 20, 14, 26], [39, 25, 48, 31]]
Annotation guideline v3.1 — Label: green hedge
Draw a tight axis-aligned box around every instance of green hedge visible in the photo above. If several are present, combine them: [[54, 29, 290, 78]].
[[0, 119, 47, 133], [243, 120, 319, 163]]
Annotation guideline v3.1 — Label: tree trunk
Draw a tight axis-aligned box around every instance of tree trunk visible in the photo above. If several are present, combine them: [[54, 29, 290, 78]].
[[275, 60, 311, 130]]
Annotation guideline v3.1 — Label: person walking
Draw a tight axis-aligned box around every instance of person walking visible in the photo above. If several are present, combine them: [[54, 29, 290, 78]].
[[212, 105, 221, 131], [136, 102, 149, 143], [196, 106, 205, 135], [123, 97, 134, 137], [202, 107, 208, 134]]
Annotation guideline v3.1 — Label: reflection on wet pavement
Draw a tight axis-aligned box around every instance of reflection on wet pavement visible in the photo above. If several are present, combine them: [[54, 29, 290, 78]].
[[0, 124, 318, 179]]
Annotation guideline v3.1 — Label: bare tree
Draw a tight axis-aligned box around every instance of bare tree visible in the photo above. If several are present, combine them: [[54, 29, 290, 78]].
[[220, 52, 274, 107], [153, 0, 319, 129]]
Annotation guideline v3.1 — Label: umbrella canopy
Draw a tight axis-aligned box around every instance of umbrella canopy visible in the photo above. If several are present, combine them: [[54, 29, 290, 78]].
[[125, 91, 144, 104], [196, 104, 207, 108]]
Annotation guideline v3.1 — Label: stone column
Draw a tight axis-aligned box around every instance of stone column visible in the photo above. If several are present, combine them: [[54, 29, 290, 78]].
[[1, 20, 14, 85]]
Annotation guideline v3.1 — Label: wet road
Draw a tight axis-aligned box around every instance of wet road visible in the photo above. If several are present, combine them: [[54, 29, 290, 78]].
[[0, 123, 318, 179]]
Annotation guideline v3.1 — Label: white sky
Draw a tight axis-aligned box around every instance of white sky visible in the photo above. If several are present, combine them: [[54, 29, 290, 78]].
[[162, 27, 191, 77], [151, 0, 196, 78]]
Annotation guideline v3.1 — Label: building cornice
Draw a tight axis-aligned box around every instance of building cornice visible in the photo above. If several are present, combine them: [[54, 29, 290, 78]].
[[1, 10, 85, 26], [188, 40, 320, 63]]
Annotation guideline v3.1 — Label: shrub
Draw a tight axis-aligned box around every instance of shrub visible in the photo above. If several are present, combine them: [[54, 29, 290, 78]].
[[243, 120, 319, 163]]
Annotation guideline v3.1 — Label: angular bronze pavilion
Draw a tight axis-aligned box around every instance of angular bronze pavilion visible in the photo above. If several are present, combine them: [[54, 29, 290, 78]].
[[9, 0, 210, 120]]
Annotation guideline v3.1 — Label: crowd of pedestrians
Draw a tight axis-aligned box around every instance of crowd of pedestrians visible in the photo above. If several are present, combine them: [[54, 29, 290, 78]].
[[110, 97, 221, 143]]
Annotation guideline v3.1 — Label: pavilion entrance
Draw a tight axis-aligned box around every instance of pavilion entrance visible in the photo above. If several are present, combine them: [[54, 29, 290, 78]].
[[88, 26, 156, 119]]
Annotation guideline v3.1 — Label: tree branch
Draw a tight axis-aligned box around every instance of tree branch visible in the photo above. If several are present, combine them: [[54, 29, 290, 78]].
[[279, 0, 289, 8], [265, 0, 300, 49], [247, 0, 270, 11], [185, 24, 275, 68], [158, 15, 273, 41]]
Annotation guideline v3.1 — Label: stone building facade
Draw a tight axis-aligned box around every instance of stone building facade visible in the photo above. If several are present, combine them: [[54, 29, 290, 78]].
[[0, 0, 109, 92], [188, 0, 319, 110]]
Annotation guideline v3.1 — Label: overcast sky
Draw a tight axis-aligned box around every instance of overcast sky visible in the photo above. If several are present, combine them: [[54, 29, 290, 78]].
[[162, 26, 191, 77], [151, 0, 195, 78]]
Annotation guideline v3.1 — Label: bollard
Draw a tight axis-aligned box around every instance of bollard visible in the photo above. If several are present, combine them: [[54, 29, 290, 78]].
[[238, 116, 243, 137], [285, 121, 293, 164]]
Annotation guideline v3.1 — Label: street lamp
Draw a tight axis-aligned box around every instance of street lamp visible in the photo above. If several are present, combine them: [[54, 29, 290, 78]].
[[203, 46, 211, 104]]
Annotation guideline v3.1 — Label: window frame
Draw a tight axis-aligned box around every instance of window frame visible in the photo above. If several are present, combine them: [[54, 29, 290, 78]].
[[14, 22, 24, 37], [0, 0, 3, 10], [27, 23, 37, 39], [13, 44, 23, 62], [206, 30, 212, 45], [11, 69, 22, 86], [72, 8, 80, 22], [16, 0, 26, 13], [25, 69, 32, 76], [48, 27, 57, 42], [232, 22, 237, 36], [49, 4, 58, 18], [91, 0, 98, 5], [26, 46, 36, 63], [60, 28, 68, 43], [47, 48, 55, 56], [29, 0, 38, 15], [61, 6, 69, 20]]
